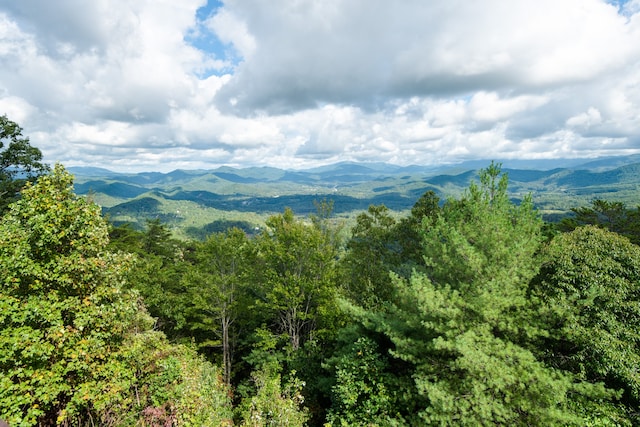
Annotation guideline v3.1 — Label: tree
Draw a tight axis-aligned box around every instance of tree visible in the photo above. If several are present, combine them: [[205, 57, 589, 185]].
[[112, 218, 194, 341], [420, 162, 541, 303], [339, 192, 441, 311], [142, 217, 176, 257], [255, 208, 338, 352], [346, 163, 613, 424], [237, 359, 308, 427], [531, 225, 640, 423], [395, 190, 441, 265], [0, 115, 49, 213], [338, 204, 400, 309], [325, 335, 398, 426], [0, 164, 136, 424], [183, 227, 255, 386], [0, 165, 232, 426], [557, 199, 640, 245]]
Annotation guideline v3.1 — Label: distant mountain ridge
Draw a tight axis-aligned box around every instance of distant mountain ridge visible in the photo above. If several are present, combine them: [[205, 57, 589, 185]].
[[68, 154, 640, 180], [68, 155, 640, 236]]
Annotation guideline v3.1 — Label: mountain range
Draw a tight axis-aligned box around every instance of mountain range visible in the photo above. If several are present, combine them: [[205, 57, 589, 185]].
[[68, 155, 640, 238]]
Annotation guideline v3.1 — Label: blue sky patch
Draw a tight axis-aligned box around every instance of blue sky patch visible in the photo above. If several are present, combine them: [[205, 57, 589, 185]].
[[184, 0, 241, 77]]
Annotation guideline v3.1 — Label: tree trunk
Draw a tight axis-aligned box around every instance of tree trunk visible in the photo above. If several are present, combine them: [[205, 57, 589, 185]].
[[221, 312, 232, 386]]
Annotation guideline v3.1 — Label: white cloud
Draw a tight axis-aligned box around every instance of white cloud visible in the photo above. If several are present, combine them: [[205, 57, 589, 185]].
[[216, 0, 640, 112], [0, 0, 639, 172], [566, 108, 603, 128], [206, 9, 256, 59], [0, 95, 36, 124], [468, 92, 549, 123]]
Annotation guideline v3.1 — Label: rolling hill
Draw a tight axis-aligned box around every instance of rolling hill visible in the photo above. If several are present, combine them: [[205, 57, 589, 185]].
[[69, 156, 640, 239]]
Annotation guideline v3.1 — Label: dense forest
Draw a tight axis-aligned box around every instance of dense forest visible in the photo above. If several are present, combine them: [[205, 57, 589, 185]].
[[2, 116, 640, 426]]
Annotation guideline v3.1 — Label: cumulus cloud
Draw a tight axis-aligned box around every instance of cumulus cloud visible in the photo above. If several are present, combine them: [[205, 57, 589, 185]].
[[0, 0, 639, 172], [214, 0, 638, 113], [0, 1, 114, 55]]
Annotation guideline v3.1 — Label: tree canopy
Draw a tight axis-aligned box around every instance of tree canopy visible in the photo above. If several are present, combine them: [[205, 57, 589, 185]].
[[337, 163, 628, 425], [532, 225, 640, 423], [0, 115, 49, 213], [3, 159, 640, 426], [0, 165, 231, 426]]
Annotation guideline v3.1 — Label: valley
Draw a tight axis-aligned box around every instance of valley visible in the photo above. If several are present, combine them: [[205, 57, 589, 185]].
[[70, 155, 640, 239]]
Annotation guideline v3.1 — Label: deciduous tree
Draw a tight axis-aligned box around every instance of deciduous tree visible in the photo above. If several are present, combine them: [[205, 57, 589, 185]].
[[0, 115, 49, 213], [532, 225, 640, 423], [183, 227, 255, 386], [256, 208, 338, 352], [0, 165, 232, 426], [338, 204, 400, 309]]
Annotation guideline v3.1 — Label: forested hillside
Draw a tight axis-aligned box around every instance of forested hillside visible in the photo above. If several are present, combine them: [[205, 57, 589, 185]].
[[69, 155, 640, 238], [3, 157, 640, 426]]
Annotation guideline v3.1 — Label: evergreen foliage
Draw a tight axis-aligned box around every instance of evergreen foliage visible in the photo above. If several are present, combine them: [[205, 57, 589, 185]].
[[334, 163, 625, 425], [557, 199, 640, 245]]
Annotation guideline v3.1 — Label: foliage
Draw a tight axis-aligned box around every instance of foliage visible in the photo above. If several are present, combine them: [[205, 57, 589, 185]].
[[556, 199, 640, 245], [142, 218, 175, 257], [338, 192, 440, 310], [325, 336, 397, 426], [532, 225, 640, 423], [185, 218, 260, 241], [237, 360, 308, 427], [0, 115, 49, 213], [245, 206, 344, 424], [114, 330, 233, 427], [342, 163, 616, 425], [0, 164, 137, 425], [182, 227, 256, 386], [255, 208, 339, 351], [394, 190, 441, 266], [9, 159, 640, 425], [109, 219, 194, 341], [421, 162, 541, 292], [338, 204, 401, 309], [110, 209, 340, 424], [0, 165, 232, 426]]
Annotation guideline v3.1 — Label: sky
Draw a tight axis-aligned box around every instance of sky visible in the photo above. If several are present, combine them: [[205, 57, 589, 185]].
[[0, 0, 639, 173]]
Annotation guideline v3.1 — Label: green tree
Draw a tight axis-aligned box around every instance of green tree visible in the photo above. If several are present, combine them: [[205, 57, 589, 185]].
[[237, 360, 308, 427], [557, 199, 640, 245], [0, 164, 137, 424], [0, 115, 49, 213], [142, 217, 176, 257], [310, 198, 344, 250], [339, 192, 441, 311], [255, 208, 338, 352], [0, 165, 232, 426], [115, 330, 233, 427], [338, 204, 400, 309], [395, 190, 441, 266], [531, 225, 640, 423], [348, 163, 612, 425], [324, 335, 397, 426], [112, 218, 194, 341], [183, 227, 255, 386], [107, 222, 144, 253]]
